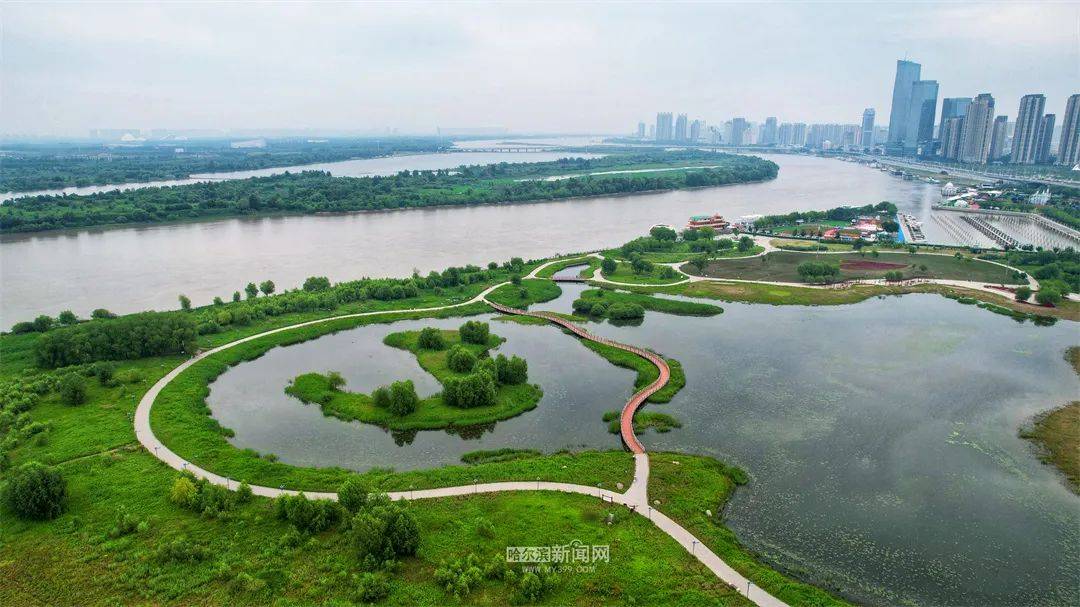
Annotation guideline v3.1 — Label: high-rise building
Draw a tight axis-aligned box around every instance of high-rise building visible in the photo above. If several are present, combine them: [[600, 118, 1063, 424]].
[[655, 112, 674, 141], [860, 108, 875, 148], [636, 122, 646, 139], [792, 123, 808, 147], [1011, 94, 1047, 164], [903, 80, 938, 151], [940, 117, 965, 160], [778, 123, 794, 146], [939, 97, 972, 139], [887, 59, 921, 146], [959, 93, 995, 164], [647, 124, 655, 140], [1034, 114, 1056, 164], [674, 114, 688, 141], [690, 119, 704, 142], [761, 117, 778, 145], [730, 118, 749, 146], [988, 116, 1009, 161], [1058, 94, 1080, 166]]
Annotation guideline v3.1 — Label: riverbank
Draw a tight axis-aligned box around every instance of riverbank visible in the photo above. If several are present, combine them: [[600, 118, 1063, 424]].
[[1019, 347, 1080, 493]]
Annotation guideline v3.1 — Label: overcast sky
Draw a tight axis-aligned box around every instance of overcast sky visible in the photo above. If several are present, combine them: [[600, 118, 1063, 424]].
[[2, 1, 1077, 136]]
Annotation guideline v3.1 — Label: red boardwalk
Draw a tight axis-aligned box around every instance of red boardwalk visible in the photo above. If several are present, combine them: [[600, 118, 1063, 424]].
[[487, 301, 670, 454]]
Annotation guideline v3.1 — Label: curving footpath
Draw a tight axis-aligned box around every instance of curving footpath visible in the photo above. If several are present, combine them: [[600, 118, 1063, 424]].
[[133, 264, 788, 607]]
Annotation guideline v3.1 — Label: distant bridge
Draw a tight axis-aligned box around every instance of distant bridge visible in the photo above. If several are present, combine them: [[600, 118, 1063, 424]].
[[451, 146, 568, 153]]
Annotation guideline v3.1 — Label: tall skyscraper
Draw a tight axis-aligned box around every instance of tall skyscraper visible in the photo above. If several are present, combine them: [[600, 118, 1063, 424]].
[[903, 80, 938, 151], [1011, 94, 1047, 164], [988, 116, 1009, 161], [647, 124, 655, 140], [887, 59, 921, 146], [860, 108, 875, 147], [940, 117, 965, 160], [761, 117, 778, 145], [959, 93, 995, 164], [655, 112, 673, 141], [1034, 114, 1056, 164], [939, 97, 972, 139], [1058, 94, 1080, 166], [636, 122, 646, 139], [730, 118, 749, 146], [674, 114, 688, 141], [777, 123, 794, 146], [792, 123, 808, 147], [689, 119, 704, 142]]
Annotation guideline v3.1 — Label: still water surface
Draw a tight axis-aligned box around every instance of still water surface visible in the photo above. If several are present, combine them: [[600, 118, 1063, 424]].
[[206, 286, 1078, 607], [0, 154, 939, 324]]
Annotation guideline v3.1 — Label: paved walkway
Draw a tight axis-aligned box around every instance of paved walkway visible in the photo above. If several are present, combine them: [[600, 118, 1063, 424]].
[[132, 268, 788, 607]]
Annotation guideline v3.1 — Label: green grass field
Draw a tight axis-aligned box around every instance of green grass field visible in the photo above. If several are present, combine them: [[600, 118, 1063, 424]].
[[485, 279, 562, 308], [685, 251, 1024, 284], [576, 287, 723, 317], [604, 244, 764, 264], [600, 261, 687, 285]]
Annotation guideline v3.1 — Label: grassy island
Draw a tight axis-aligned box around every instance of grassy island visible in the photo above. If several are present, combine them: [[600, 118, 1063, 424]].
[[284, 325, 543, 431]]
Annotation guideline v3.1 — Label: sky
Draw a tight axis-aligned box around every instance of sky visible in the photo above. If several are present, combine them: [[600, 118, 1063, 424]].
[[2, 1, 1077, 136]]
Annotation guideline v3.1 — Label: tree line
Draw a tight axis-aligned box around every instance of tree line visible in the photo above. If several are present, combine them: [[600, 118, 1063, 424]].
[[753, 201, 898, 230], [0, 152, 778, 233]]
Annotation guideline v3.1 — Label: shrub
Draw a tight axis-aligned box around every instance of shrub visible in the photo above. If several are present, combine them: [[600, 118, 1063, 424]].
[[169, 477, 198, 509], [90, 308, 116, 320], [1014, 286, 1032, 302], [1035, 288, 1062, 306], [2, 462, 66, 519], [443, 373, 497, 408], [796, 261, 840, 282], [57, 374, 87, 406], [459, 321, 490, 345], [274, 492, 342, 534], [607, 303, 645, 320], [372, 386, 391, 409], [388, 380, 419, 416], [302, 276, 332, 292], [154, 535, 210, 563], [35, 312, 197, 368], [348, 497, 420, 560], [90, 361, 117, 385], [354, 572, 391, 603], [57, 310, 78, 325], [108, 505, 143, 538], [601, 257, 617, 274], [447, 346, 477, 373], [338, 477, 372, 514], [417, 327, 446, 350], [590, 302, 609, 316], [495, 354, 528, 385]]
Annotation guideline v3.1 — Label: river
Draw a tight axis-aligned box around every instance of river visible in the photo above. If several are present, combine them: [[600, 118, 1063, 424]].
[[205, 284, 1079, 607], [0, 153, 941, 325]]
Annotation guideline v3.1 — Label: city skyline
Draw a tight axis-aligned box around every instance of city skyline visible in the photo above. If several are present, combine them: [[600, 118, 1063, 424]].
[[3, 2, 1077, 136]]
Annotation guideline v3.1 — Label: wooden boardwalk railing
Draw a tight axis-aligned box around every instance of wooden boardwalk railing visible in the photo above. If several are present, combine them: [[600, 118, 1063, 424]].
[[487, 301, 670, 454]]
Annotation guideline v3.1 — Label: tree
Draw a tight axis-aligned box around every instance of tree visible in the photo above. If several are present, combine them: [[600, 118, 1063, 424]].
[[689, 254, 709, 273], [245, 282, 258, 299], [2, 462, 66, 519], [717, 238, 734, 250], [303, 276, 332, 292], [630, 257, 653, 275], [495, 354, 528, 385], [259, 280, 276, 296], [607, 303, 645, 320], [1035, 288, 1062, 306], [796, 261, 840, 283], [1014, 286, 1032, 302], [447, 346, 477, 373], [32, 315, 54, 332], [650, 225, 677, 241], [510, 274, 522, 286], [57, 310, 78, 325], [388, 380, 419, 416], [58, 374, 87, 406], [737, 235, 754, 252], [459, 321, 490, 345], [232, 291, 242, 303], [178, 294, 192, 311], [213, 296, 224, 306], [91, 308, 116, 320], [601, 257, 618, 275], [681, 228, 700, 241], [417, 327, 446, 350]]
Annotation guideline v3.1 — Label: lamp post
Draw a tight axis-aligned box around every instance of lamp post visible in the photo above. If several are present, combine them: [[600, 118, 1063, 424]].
[[474, 478, 478, 494], [691, 540, 697, 555]]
